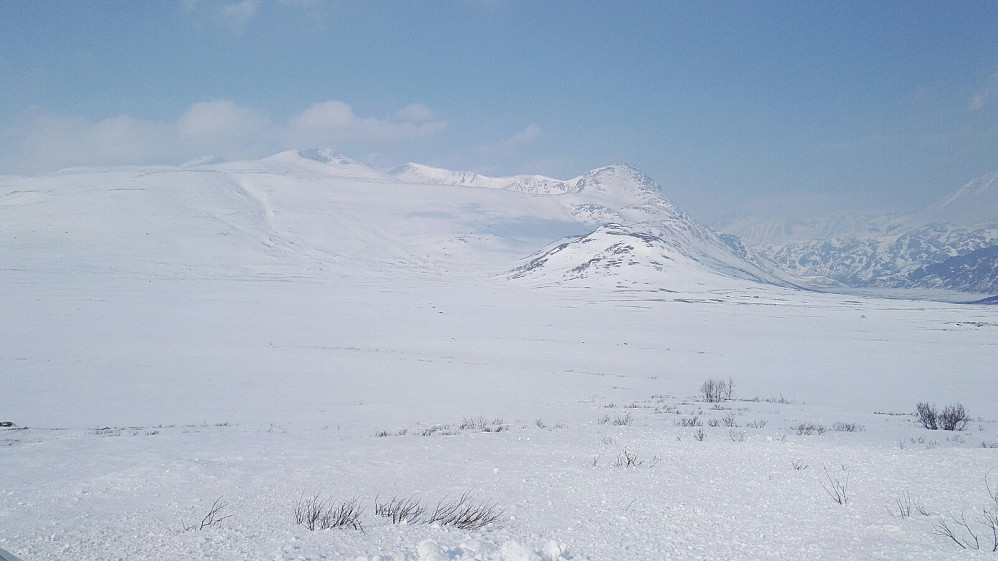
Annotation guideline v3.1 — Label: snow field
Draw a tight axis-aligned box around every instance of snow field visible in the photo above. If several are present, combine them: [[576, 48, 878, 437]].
[[3, 391, 996, 560], [3, 154, 996, 559]]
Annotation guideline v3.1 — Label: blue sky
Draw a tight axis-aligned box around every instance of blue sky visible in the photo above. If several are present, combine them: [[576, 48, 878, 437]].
[[2, 1, 997, 221]]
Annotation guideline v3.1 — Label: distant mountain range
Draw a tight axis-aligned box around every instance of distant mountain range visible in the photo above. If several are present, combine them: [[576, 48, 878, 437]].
[[716, 173, 998, 293], [3, 149, 994, 296]]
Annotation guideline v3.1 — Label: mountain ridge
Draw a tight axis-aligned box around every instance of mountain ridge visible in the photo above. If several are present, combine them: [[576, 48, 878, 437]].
[[716, 171, 998, 293], [0, 149, 785, 292]]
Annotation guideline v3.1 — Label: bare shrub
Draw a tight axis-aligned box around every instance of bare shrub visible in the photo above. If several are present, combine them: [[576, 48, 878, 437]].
[[745, 419, 767, 429], [722, 413, 738, 427], [323, 498, 364, 530], [707, 418, 720, 428], [790, 459, 808, 471], [934, 471, 998, 551], [791, 422, 826, 436], [183, 497, 232, 531], [675, 414, 702, 427], [748, 394, 796, 404], [611, 413, 633, 426], [614, 449, 643, 467], [939, 403, 969, 431], [916, 402, 938, 430], [889, 490, 913, 518], [934, 511, 982, 550], [728, 430, 746, 442], [917, 402, 969, 431], [375, 495, 425, 525], [692, 429, 706, 441], [699, 378, 730, 403], [427, 492, 504, 530], [294, 493, 327, 531], [91, 426, 122, 437], [831, 421, 864, 432], [458, 417, 507, 432], [821, 467, 848, 505], [293, 494, 363, 531], [888, 490, 930, 518]]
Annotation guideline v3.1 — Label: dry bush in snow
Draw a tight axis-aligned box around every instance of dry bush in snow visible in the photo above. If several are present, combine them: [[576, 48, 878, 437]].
[[917, 402, 969, 431], [614, 449, 643, 467], [699, 378, 733, 402], [933, 471, 998, 551], [293, 494, 363, 531], [821, 466, 848, 505], [427, 492, 504, 530], [374, 495, 426, 525], [182, 497, 232, 531]]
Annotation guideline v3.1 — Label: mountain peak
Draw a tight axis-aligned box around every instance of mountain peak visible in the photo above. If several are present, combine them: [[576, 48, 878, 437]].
[[921, 172, 998, 227], [574, 164, 662, 200], [295, 148, 354, 165]]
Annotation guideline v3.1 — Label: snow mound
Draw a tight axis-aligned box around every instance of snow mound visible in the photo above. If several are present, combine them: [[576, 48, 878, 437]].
[[400, 539, 575, 561], [262, 148, 391, 181], [182, 155, 226, 167], [391, 163, 578, 195]]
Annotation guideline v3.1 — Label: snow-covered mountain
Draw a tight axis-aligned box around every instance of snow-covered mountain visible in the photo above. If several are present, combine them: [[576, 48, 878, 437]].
[[391, 162, 789, 289], [508, 222, 789, 289], [716, 173, 998, 293], [1, 150, 786, 292], [915, 172, 998, 228]]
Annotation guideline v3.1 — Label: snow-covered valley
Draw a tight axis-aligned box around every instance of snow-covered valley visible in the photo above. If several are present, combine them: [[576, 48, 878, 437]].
[[2, 151, 997, 560]]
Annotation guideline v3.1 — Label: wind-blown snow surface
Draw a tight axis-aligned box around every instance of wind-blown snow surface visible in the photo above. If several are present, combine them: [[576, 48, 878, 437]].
[[2, 152, 997, 560]]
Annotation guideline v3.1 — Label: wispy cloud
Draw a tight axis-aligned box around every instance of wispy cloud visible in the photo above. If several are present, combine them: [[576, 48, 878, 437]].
[[504, 123, 542, 148], [0, 100, 447, 174], [182, 0, 331, 35], [288, 101, 447, 145], [181, 0, 260, 36], [218, 0, 260, 35], [396, 103, 435, 123], [969, 71, 998, 111]]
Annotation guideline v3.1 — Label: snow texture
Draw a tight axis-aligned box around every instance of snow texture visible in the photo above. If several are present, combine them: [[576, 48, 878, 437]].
[[2, 152, 997, 560]]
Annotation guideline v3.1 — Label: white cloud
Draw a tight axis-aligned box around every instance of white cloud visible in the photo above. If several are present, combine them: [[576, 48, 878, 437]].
[[0, 111, 175, 173], [0, 99, 447, 175], [504, 123, 542, 147], [396, 103, 435, 123], [969, 71, 998, 111], [181, 0, 260, 36], [178, 100, 271, 139], [219, 0, 260, 35], [290, 101, 357, 131], [287, 100, 446, 145]]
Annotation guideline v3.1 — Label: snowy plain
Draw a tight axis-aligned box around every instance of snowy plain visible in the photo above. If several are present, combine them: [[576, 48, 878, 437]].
[[2, 151, 997, 560]]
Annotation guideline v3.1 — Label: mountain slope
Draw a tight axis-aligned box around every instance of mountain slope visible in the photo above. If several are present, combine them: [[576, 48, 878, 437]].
[[1, 150, 788, 292], [717, 172, 998, 293], [907, 245, 998, 292], [509, 222, 789, 289]]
